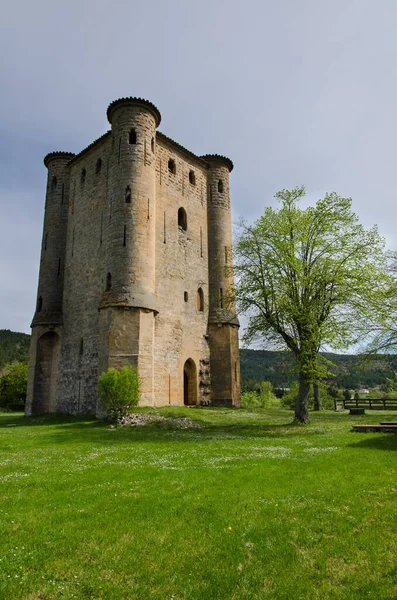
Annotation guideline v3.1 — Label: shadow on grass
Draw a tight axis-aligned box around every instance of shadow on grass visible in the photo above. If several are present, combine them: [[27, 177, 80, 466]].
[[0, 410, 339, 447], [0, 412, 98, 428], [347, 434, 397, 451]]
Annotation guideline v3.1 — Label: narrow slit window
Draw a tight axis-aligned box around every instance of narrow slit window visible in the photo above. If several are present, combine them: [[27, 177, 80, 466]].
[[163, 211, 166, 243], [189, 170, 196, 185], [123, 224, 126, 247], [225, 245, 228, 264], [218, 179, 224, 193], [96, 158, 102, 174], [44, 233, 48, 250], [129, 129, 137, 144], [37, 296, 43, 313], [81, 168, 86, 184], [57, 258, 61, 279], [197, 288, 204, 311], [106, 272, 112, 291], [200, 227, 203, 257], [51, 176, 57, 191], [168, 159, 176, 174], [125, 186, 131, 204], [151, 137, 155, 152], [79, 338, 84, 356], [178, 207, 187, 231], [61, 183, 64, 203], [184, 291, 188, 302], [219, 287, 224, 308]]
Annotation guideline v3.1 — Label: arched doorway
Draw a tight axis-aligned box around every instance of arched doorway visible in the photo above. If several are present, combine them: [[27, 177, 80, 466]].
[[183, 358, 197, 406], [32, 331, 60, 415]]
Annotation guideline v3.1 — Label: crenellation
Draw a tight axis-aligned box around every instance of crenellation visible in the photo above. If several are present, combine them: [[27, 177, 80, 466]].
[[26, 97, 241, 415]]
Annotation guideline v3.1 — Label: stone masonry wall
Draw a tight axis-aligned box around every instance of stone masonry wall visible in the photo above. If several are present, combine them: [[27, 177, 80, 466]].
[[57, 137, 111, 413], [153, 137, 210, 405]]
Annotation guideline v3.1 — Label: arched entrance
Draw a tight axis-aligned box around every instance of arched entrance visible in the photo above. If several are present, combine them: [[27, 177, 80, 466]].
[[32, 331, 60, 415], [183, 358, 197, 406]]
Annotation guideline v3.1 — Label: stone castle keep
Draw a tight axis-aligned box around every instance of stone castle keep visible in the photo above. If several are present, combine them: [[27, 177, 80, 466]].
[[26, 97, 240, 415]]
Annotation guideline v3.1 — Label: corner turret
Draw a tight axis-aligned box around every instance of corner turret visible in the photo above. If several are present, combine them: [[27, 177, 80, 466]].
[[98, 97, 161, 405], [26, 150, 74, 416], [32, 151, 75, 326], [204, 154, 240, 406]]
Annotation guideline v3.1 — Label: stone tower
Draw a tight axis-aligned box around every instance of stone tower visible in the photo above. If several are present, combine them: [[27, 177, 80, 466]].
[[26, 97, 240, 416]]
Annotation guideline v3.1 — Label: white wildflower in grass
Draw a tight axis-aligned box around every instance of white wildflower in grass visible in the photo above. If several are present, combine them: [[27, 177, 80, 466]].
[[0, 472, 29, 481], [303, 446, 338, 454]]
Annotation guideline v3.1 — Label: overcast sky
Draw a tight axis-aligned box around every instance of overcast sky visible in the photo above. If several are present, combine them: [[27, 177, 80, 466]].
[[2, 0, 397, 334]]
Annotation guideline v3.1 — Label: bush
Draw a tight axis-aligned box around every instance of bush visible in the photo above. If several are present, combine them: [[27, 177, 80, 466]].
[[98, 366, 140, 419], [241, 381, 280, 408], [280, 381, 335, 410], [0, 361, 28, 411], [280, 382, 298, 409]]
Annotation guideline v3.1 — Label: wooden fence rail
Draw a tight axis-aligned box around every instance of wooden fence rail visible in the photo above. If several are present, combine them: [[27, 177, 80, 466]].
[[335, 398, 397, 411]]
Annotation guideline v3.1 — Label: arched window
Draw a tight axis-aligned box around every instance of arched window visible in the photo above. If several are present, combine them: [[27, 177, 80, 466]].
[[197, 288, 204, 311], [95, 158, 102, 174], [51, 176, 57, 191], [81, 168, 86, 184], [218, 179, 224, 193], [125, 186, 131, 204], [178, 207, 187, 231], [106, 273, 112, 291], [129, 129, 137, 144], [151, 137, 155, 152], [37, 296, 43, 312], [189, 170, 196, 185], [168, 158, 176, 174]]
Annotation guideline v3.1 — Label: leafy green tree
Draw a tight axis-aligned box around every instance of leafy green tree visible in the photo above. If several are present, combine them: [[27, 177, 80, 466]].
[[0, 361, 28, 410], [98, 366, 140, 419], [234, 187, 392, 423], [343, 389, 352, 402]]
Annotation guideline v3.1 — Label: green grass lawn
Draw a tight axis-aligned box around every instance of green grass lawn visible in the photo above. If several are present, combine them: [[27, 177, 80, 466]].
[[0, 407, 396, 600]]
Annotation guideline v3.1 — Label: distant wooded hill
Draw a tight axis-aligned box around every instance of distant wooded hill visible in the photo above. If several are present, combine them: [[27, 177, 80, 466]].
[[1, 329, 397, 390], [240, 349, 397, 390], [0, 330, 30, 370]]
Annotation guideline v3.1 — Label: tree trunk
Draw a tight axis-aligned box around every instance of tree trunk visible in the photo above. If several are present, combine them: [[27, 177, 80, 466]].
[[295, 373, 310, 423], [313, 382, 322, 411]]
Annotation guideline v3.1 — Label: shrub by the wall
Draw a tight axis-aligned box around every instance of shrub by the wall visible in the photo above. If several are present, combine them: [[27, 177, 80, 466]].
[[98, 366, 140, 419]]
